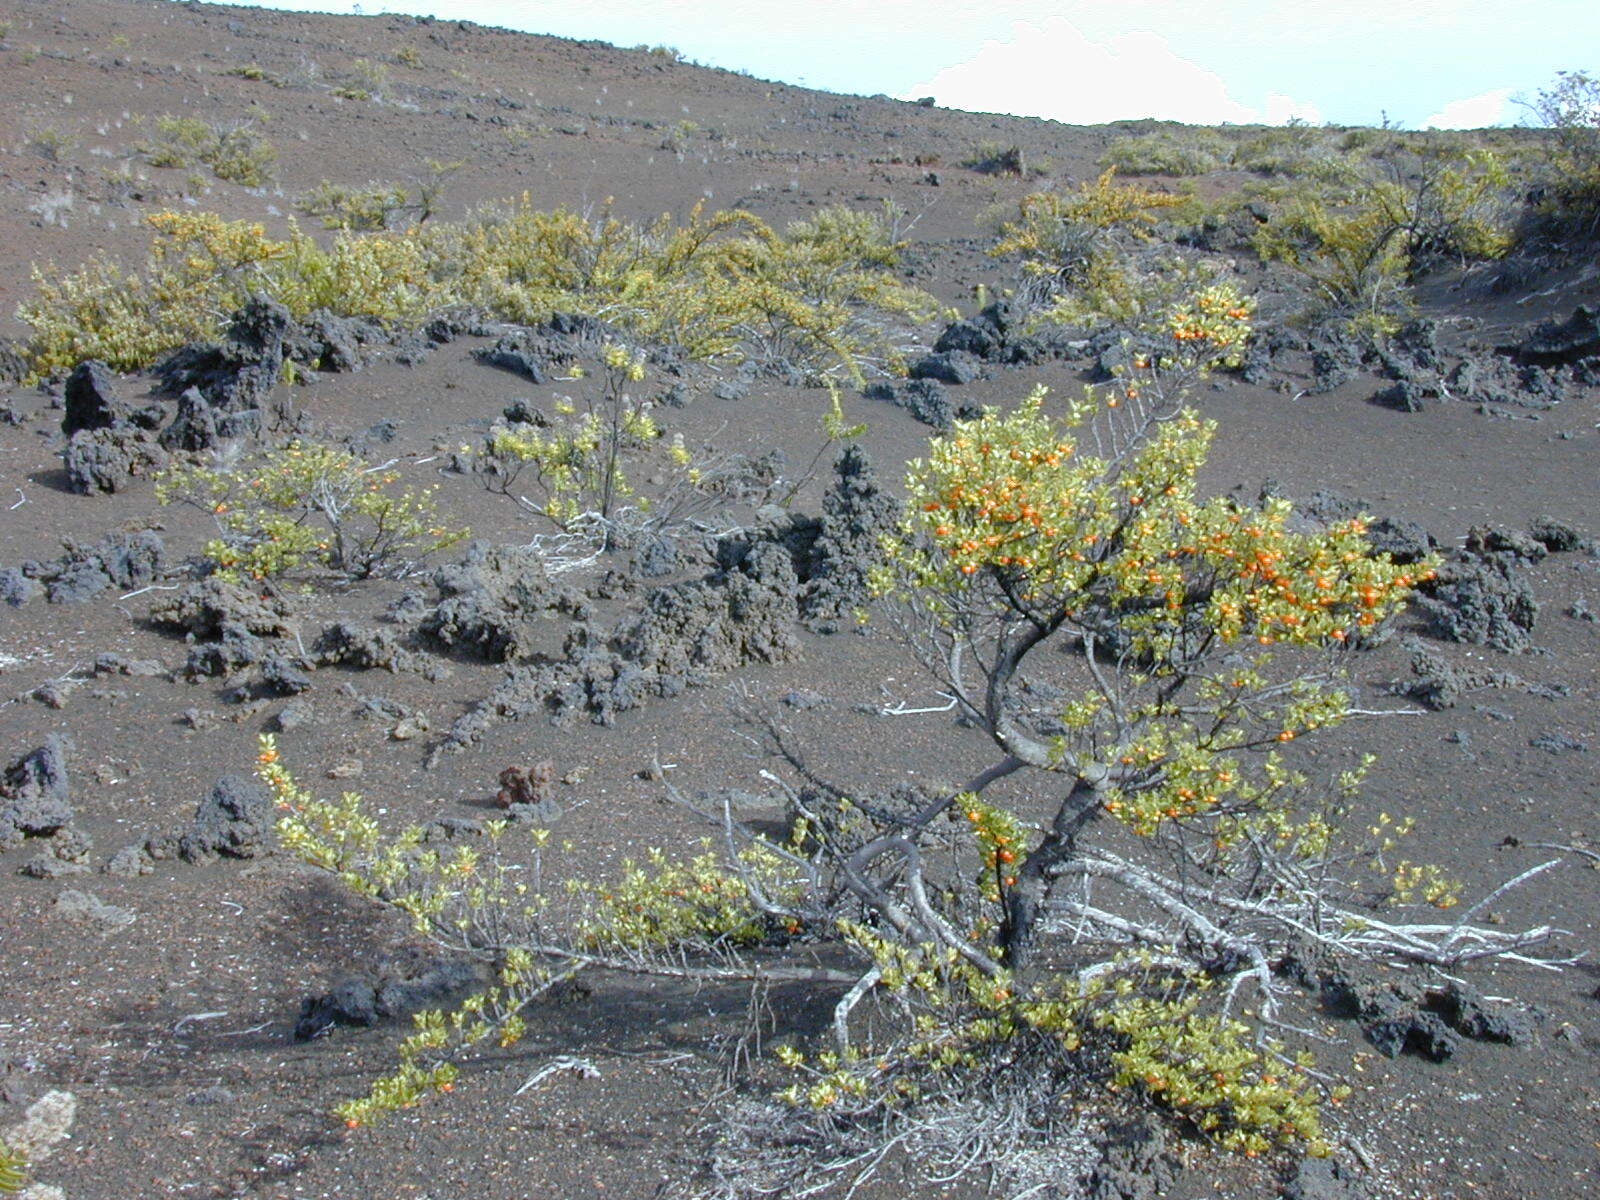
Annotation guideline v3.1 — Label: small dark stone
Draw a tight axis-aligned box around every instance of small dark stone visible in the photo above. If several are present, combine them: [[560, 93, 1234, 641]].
[[160, 387, 220, 451], [62, 426, 167, 494], [1529, 732, 1586, 754], [1418, 556, 1538, 652], [259, 652, 313, 696], [896, 378, 952, 430], [909, 350, 981, 385], [272, 698, 315, 731], [1528, 515, 1585, 553], [1509, 304, 1600, 366], [0, 736, 74, 844], [1281, 1155, 1369, 1200], [294, 954, 481, 1041], [1466, 525, 1546, 561], [1366, 1010, 1459, 1060], [1082, 1116, 1179, 1200], [1373, 380, 1428, 412], [185, 1085, 237, 1106]]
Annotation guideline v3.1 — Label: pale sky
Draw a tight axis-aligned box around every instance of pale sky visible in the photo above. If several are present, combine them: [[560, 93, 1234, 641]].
[[219, 1, 1595, 129]]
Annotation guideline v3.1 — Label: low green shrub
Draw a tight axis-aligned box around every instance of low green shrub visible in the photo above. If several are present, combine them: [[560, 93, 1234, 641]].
[[23, 124, 76, 162], [1101, 127, 1232, 176], [138, 115, 276, 186], [435, 195, 939, 377], [348, 57, 389, 97], [18, 211, 449, 378], [961, 140, 1031, 176], [224, 63, 283, 86], [296, 180, 413, 230], [156, 440, 466, 581], [17, 199, 940, 383], [297, 161, 461, 231], [1229, 122, 1355, 181], [1252, 147, 1513, 335], [987, 169, 1186, 310], [1531, 70, 1600, 235], [481, 343, 689, 539], [19, 212, 284, 377]]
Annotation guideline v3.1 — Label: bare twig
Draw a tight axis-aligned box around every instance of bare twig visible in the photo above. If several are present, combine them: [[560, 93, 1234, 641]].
[[513, 1055, 601, 1096]]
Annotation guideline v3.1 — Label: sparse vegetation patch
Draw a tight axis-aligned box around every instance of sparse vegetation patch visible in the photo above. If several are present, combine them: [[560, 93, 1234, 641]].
[[137, 114, 277, 185]]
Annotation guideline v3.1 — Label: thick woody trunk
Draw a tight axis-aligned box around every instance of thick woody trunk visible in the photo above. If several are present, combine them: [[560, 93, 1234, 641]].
[[999, 776, 1104, 971]]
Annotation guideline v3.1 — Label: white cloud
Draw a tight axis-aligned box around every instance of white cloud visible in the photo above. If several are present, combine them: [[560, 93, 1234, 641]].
[[1262, 93, 1322, 126], [899, 17, 1317, 126], [1421, 87, 1515, 130]]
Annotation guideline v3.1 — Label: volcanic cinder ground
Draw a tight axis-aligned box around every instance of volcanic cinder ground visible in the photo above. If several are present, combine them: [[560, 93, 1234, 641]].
[[0, 2, 1597, 1198]]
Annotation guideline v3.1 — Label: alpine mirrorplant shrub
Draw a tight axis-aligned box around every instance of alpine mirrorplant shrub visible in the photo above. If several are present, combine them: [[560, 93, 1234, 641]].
[[1230, 121, 1356, 181], [18, 211, 285, 378], [315, 159, 466, 230], [225, 63, 284, 86], [961, 141, 1030, 176], [453, 197, 940, 380], [23, 124, 77, 163], [260, 278, 1551, 1197], [261, 733, 807, 1126], [156, 440, 467, 581], [0, 1141, 23, 1195], [0, 1092, 75, 1199]]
